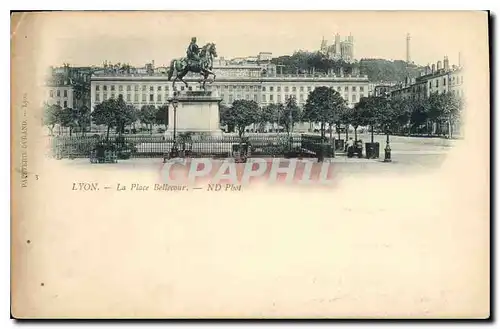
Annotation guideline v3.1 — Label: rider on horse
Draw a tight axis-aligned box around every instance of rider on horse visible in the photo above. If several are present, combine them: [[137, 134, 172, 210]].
[[186, 37, 201, 69]]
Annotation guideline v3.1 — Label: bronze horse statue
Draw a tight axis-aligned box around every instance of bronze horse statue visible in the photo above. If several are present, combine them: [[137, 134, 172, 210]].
[[167, 43, 217, 91]]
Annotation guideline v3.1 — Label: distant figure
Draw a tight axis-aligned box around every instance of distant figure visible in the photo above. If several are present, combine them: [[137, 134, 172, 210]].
[[346, 137, 354, 151]]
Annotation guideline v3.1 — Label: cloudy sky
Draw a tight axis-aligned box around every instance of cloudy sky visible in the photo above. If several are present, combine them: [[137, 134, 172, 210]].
[[18, 11, 487, 68]]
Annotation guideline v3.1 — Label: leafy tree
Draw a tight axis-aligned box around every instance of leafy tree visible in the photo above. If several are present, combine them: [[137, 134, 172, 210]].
[[138, 105, 157, 134], [220, 100, 260, 138], [349, 105, 365, 142], [92, 95, 137, 141], [116, 99, 137, 136], [303, 86, 345, 138], [156, 105, 169, 127], [74, 105, 91, 136], [355, 96, 390, 143], [282, 96, 302, 136], [334, 105, 350, 140], [43, 103, 62, 136], [58, 107, 78, 136], [258, 104, 279, 132]]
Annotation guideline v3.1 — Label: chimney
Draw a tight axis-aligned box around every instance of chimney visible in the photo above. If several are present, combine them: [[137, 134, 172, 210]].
[[437, 60, 442, 70], [431, 63, 436, 73]]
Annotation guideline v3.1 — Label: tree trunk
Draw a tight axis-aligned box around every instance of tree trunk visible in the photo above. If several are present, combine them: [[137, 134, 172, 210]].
[[320, 122, 325, 138], [371, 125, 374, 143], [345, 125, 349, 141], [69, 127, 72, 137], [354, 127, 358, 141], [337, 124, 341, 140], [448, 117, 452, 139], [106, 125, 110, 142]]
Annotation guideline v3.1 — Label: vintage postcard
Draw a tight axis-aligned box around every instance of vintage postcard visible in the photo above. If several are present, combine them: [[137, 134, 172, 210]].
[[11, 11, 490, 319]]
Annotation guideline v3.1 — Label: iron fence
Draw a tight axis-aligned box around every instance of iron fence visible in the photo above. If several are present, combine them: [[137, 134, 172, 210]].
[[48, 134, 323, 159]]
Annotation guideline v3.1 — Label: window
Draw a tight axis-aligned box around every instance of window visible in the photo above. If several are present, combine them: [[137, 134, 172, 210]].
[[96, 94, 100, 102], [443, 78, 446, 86], [134, 94, 139, 102], [262, 95, 267, 102], [111, 93, 115, 99], [307, 87, 311, 92], [56, 90, 60, 97], [103, 85, 107, 91], [300, 94, 304, 101], [165, 86, 169, 91], [229, 95, 233, 103], [352, 95, 356, 102], [150, 86, 154, 92], [345, 86, 349, 92], [352, 86, 356, 92], [246, 86, 250, 91], [277, 95, 282, 102], [142, 94, 146, 101], [277, 86, 281, 92], [254, 94, 257, 102], [229, 86, 233, 91], [119, 85, 123, 91], [292, 87, 296, 92], [127, 85, 131, 91], [285, 86, 289, 92], [157, 94, 162, 102], [104, 93, 108, 100], [285, 94, 289, 100], [111, 85, 115, 91], [57, 100, 61, 106], [344, 94, 348, 100], [270, 86, 274, 92], [63, 100, 67, 107], [64, 90, 68, 97], [50, 90, 54, 97], [150, 94, 154, 101], [95, 85, 100, 91], [237, 94, 241, 100], [245, 94, 249, 100], [127, 94, 131, 101], [142, 85, 147, 91], [158, 86, 162, 91], [270, 95, 274, 101], [181, 86, 185, 91], [262, 86, 266, 92], [436, 80, 439, 87], [135, 85, 139, 91], [360, 86, 364, 92], [429, 81, 432, 88], [300, 86, 304, 92]]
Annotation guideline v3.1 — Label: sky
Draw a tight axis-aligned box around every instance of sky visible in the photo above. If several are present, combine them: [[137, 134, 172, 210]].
[[16, 11, 488, 69]]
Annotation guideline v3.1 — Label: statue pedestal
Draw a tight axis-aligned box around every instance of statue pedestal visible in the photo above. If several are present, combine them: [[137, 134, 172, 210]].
[[166, 90, 222, 137]]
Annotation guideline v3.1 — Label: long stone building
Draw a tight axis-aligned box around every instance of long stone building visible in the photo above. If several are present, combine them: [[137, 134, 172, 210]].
[[90, 62, 370, 111]]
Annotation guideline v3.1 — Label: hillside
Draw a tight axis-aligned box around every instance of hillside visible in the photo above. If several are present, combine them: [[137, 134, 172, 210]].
[[270, 51, 423, 83]]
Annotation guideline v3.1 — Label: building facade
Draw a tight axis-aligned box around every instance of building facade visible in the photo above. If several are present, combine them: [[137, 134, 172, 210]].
[[90, 62, 370, 110]]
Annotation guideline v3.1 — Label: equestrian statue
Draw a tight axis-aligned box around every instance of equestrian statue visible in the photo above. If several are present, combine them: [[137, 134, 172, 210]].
[[167, 37, 217, 91]]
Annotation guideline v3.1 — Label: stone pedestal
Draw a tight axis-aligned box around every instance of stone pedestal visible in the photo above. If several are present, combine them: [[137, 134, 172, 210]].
[[166, 90, 222, 136]]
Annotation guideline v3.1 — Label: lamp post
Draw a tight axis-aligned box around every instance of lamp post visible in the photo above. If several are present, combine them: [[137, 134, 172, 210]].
[[384, 129, 392, 162], [170, 92, 179, 158]]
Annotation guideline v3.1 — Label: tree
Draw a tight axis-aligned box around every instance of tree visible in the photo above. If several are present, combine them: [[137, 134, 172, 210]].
[[220, 100, 260, 138], [58, 107, 78, 136], [91, 95, 136, 141], [303, 86, 345, 138], [156, 105, 169, 127], [258, 104, 279, 132], [138, 105, 157, 134], [282, 97, 302, 136], [114, 95, 137, 136], [355, 96, 389, 143], [74, 105, 91, 136], [335, 105, 350, 140], [349, 105, 365, 142], [43, 103, 62, 136]]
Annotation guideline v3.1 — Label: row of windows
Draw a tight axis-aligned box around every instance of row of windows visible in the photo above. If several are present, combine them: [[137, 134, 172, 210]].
[[95, 85, 172, 92], [95, 93, 165, 103], [429, 76, 464, 89], [49, 90, 69, 98], [51, 100, 68, 107], [220, 92, 360, 104], [94, 84, 366, 93]]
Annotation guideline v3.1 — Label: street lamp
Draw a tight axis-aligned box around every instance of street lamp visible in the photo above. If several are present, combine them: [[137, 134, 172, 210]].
[[384, 131, 392, 162], [170, 91, 179, 158]]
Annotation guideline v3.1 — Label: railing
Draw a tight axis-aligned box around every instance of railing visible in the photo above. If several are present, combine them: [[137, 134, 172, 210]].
[[48, 134, 310, 159]]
